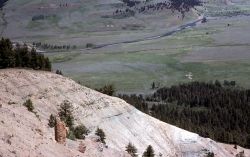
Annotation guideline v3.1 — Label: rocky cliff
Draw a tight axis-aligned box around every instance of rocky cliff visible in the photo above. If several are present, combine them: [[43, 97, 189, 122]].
[[0, 69, 249, 157]]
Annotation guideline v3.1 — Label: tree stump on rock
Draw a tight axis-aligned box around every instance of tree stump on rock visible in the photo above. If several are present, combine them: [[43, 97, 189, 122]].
[[55, 118, 67, 144]]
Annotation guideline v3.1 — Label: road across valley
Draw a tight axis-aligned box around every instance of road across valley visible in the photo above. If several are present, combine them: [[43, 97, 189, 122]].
[[91, 17, 204, 49]]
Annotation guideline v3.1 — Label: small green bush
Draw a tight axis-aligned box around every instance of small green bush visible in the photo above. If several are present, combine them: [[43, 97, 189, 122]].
[[95, 127, 106, 144], [56, 69, 63, 75], [23, 99, 34, 112], [73, 124, 89, 139], [207, 152, 214, 157], [67, 129, 76, 140]]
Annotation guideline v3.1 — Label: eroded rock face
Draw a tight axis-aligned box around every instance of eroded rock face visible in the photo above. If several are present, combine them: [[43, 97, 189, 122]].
[[0, 69, 249, 157], [55, 118, 67, 144]]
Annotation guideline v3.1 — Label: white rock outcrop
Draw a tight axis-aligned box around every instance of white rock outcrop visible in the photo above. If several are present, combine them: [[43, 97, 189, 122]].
[[0, 69, 249, 157]]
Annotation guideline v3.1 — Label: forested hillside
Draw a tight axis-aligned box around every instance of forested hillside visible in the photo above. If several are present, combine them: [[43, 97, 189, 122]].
[[0, 38, 51, 71], [0, 0, 8, 8], [119, 81, 250, 148]]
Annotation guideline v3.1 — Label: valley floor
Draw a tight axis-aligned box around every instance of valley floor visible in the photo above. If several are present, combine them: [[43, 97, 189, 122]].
[[51, 15, 250, 93], [1, 0, 250, 93]]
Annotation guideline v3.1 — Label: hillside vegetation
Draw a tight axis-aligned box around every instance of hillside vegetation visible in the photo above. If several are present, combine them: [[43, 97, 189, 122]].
[[119, 81, 250, 148], [0, 38, 51, 71]]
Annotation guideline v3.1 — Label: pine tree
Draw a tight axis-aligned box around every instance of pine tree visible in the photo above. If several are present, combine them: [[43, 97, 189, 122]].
[[19, 46, 30, 67], [125, 142, 138, 157], [30, 48, 38, 69], [48, 114, 56, 128], [44, 57, 51, 71], [246, 135, 250, 148], [95, 127, 106, 144], [37, 55, 44, 70], [0, 38, 15, 68], [14, 45, 21, 67], [151, 82, 155, 89], [58, 100, 74, 128], [97, 84, 115, 96], [142, 145, 154, 157]]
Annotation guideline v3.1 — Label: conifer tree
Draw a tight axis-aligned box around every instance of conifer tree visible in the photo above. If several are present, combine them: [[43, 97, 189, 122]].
[[126, 142, 138, 157], [48, 114, 56, 128], [0, 38, 52, 71], [30, 48, 38, 69], [58, 100, 74, 129], [142, 145, 154, 157], [44, 57, 51, 71], [0, 38, 15, 68]]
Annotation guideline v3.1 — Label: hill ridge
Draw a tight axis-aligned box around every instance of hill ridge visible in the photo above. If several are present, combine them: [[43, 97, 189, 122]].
[[0, 69, 249, 157]]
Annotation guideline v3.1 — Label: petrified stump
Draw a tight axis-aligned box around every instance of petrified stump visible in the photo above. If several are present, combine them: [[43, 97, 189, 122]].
[[78, 142, 86, 153], [55, 117, 67, 144]]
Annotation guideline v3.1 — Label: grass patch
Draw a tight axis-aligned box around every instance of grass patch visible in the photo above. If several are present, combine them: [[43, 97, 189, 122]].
[[48, 52, 81, 63]]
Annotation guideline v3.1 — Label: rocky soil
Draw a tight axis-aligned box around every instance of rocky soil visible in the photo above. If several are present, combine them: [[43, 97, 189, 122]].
[[0, 69, 249, 157]]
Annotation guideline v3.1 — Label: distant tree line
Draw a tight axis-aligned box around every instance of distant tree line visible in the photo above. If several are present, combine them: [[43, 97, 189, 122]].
[[0, 0, 8, 8], [122, 0, 140, 7], [169, 0, 202, 14], [33, 42, 77, 50], [0, 38, 51, 71], [96, 84, 115, 96], [31, 14, 57, 21], [119, 81, 250, 148], [112, 0, 202, 18]]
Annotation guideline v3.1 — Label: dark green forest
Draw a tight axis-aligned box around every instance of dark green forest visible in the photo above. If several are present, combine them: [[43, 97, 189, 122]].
[[0, 38, 51, 71], [119, 81, 250, 148]]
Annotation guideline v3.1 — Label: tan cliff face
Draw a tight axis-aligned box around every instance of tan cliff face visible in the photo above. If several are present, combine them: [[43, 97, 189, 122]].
[[0, 69, 249, 157]]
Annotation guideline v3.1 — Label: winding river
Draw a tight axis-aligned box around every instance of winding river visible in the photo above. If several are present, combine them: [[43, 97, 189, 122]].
[[92, 17, 204, 49]]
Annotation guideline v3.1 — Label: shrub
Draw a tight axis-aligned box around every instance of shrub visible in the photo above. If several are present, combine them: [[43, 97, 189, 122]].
[[236, 151, 245, 157], [67, 129, 76, 140], [95, 127, 106, 144], [73, 124, 89, 139], [56, 69, 63, 75], [48, 114, 56, 128], [23, 99, 34, 112], [207, 152, 214, 157]]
